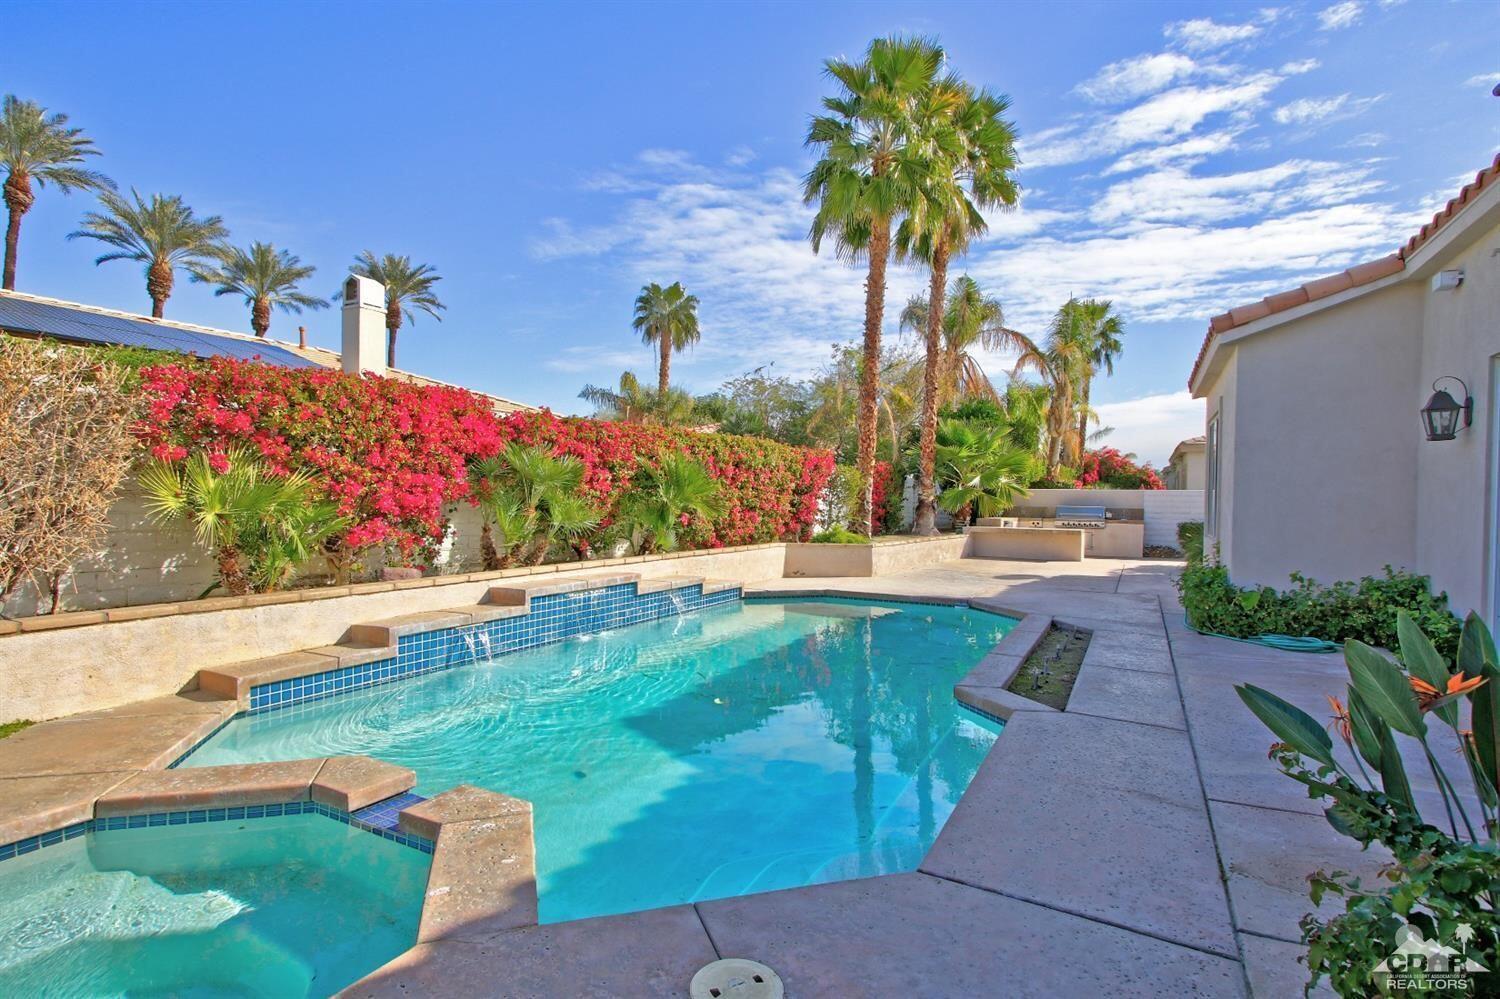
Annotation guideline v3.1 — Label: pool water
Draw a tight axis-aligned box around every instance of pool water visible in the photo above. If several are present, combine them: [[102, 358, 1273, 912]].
[[186, 598, 1012, 922], [0, 815, 428, 997]]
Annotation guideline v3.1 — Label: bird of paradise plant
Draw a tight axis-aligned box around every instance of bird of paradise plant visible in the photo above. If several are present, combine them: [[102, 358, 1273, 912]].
[[1236, 611, 1500, 994]]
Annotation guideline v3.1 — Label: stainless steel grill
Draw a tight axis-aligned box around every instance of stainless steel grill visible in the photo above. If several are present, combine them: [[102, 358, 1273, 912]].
[[1054, 504, 1107, 529]]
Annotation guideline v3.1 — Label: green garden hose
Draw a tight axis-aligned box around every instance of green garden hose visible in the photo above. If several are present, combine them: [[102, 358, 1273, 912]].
[[1183, 614, 1341, 654]]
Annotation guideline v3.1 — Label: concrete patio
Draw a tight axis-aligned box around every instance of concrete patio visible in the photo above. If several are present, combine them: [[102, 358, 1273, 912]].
[[340, 555, 1391, 998]]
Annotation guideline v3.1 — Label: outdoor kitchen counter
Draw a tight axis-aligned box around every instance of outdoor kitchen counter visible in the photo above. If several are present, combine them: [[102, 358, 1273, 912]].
[[964, 525, 1086, 562]]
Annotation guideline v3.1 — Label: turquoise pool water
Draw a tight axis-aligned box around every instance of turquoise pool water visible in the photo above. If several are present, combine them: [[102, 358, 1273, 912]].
[[0, 814, 428, 997], [187, 597, 1012, 922]]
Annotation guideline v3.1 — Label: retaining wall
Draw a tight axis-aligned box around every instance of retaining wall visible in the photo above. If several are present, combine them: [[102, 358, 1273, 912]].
[[0, 536, 970, 724]]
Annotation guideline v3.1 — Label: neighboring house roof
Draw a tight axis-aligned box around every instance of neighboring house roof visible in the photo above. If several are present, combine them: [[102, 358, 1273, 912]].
[[1168, 436, 1207, 465], [1190, 150, 1500, 391], [0, 289, 535, 414]]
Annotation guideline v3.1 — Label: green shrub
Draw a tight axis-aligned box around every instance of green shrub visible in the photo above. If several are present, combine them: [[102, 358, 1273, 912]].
[[1177, 521, 1204, 563], [1178, 562, 1462, 658], [811, 526, 869, 545]]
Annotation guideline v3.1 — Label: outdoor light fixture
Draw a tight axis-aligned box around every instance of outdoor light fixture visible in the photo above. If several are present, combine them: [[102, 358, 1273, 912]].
[[1420, 376, 1473, 442]]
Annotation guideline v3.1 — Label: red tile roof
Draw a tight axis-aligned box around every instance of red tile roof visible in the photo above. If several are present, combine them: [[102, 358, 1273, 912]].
[[1190, 150, 1500, 389]]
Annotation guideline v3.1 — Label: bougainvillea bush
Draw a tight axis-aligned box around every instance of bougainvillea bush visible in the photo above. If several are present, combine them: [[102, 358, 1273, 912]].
[[1074, 447, 1165, 490], [134, 358, 834, 568]]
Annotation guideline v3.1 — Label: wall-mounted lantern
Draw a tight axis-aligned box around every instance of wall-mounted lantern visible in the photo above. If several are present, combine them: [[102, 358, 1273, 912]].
[[1420, 377, 1473, 442]]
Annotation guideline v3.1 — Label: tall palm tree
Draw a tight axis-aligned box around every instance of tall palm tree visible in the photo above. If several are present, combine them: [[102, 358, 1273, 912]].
[[0, 95, 113, 290], [349, 251, 445, 369], [633, 281, 700, 395], [897, 84, 1020, 536], [190, 242, 328, 338], [804, 35, 944, 535], [1064, 298, 1125, 458], [1008, 301, 1105, 478], [899, 276, 1017, 406], [579, 369, 698, 426], [68, 190, 227, 317]]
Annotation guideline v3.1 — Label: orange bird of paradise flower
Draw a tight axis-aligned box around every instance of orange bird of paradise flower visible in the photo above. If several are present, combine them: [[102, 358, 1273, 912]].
[[1327, 695, 1353, 744], [1409, 674, 1487, 714]]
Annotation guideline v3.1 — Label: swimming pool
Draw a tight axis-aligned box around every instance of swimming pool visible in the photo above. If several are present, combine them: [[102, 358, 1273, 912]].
[[185, 597, 1014, 922], [0, 812, 428, 997]]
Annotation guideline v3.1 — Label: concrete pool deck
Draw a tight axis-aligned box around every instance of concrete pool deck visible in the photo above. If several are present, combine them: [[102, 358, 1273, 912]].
[[0, 556, 1400, 995]]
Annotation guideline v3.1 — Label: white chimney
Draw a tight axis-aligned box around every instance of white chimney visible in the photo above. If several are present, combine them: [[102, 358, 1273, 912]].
[[341, 274, 387, 377]]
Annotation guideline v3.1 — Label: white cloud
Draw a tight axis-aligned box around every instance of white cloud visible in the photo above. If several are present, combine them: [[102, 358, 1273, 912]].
[[1105, 131, 1242, 174], [1464, 71, 1500, 89], [1164, 17, 1263, 52], [1090, 160, 1381, 226], [1317, 1, 1363, 30], [1279, 58, 1321, 75], [1075, 53, 1202, 103], [1026, 75, 1281, 168], [1273, 93, 1382, 125], [1092, 391, 1204, 466]]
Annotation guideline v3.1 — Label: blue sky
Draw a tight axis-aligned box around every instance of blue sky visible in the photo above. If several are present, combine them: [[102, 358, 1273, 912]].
[[8, 0, 1500, 464]]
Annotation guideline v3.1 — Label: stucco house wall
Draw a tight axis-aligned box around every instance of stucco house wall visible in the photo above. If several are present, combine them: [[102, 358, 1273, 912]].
[[1225, 283, 1424, 589], [1192, 153, 1500, 624], [1414, 215, 1500, 615]]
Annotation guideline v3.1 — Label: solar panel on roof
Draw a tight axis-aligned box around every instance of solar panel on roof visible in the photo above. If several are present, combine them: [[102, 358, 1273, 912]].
[[0, 296, 319, 368]]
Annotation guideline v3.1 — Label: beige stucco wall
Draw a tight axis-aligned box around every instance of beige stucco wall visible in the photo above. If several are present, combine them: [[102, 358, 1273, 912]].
[[1217, 282, 1424, 588], [1414, 215, 1500, 618], [1166, 448, 1207, 490]]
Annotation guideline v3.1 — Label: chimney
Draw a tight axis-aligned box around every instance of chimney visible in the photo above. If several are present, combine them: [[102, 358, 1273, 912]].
[[297, 325, 307, 349], [341, 275, 387, 377]]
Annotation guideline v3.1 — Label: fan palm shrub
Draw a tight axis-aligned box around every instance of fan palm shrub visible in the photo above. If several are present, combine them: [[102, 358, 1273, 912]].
[[804, 35, 944, 535], [633, 282, 700, 395], [349, 251, 445, 368], [931, 417, 1031, 525], [69, 190, 228, 317], [469, 443, 598, 568], [191, 242, 328, 338], [619, 454, 724, 554], [0, 94, 113, 290], [138, 448, 347, 595]]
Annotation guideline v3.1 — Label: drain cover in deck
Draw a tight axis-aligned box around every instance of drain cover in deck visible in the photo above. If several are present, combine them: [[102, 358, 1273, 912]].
[[690, 959, 784, 999]]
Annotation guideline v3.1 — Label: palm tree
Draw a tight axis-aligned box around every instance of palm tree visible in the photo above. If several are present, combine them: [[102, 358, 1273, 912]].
[[633, 282, 700, 395], [138, 448, 346, 595], [579, 369, 699, 426], [619, 454, 724, 554], [804, 35, 945, 535], [1064, 298, 1125, 458], [469, 443, 598, 568], [349, 251, 445, 369], [68, 190, 227, 317], [899, 276, 1018, 406], [190, 242, 327, 338], [931, 418, 1032, 525], [1008, 302, 1107, 478], [897, 84, 1020, 536], [0, 95, 113, 290]]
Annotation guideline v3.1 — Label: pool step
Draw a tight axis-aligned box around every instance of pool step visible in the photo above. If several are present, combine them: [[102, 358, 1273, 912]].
[[194, 571, 743, 708], [94, 756, 416, 817]]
